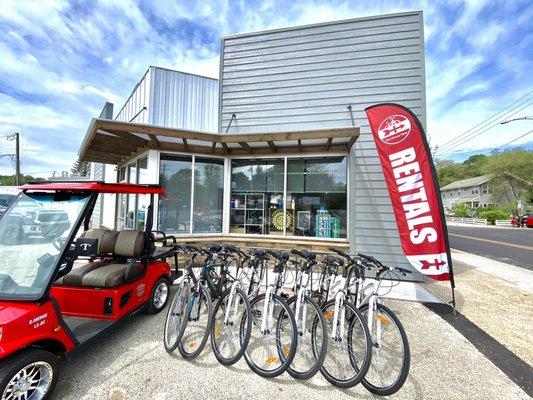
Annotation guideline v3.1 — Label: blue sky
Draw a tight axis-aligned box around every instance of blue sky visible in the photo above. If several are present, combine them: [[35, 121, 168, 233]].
[[0, 0, 531, 176]]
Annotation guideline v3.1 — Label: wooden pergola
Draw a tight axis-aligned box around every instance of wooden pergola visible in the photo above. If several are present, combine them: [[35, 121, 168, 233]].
[[79, 118, 360, 164]]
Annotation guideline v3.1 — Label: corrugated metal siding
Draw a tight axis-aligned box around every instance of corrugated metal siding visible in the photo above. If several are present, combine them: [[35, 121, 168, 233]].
[[220, 11, 426, 271], [115, 69, 151, 124], [149, 68, 218, 132]]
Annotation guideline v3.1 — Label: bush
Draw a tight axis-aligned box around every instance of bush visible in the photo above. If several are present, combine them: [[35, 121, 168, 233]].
[[478, 209, 509, 225], [452, 203, 474, 217]]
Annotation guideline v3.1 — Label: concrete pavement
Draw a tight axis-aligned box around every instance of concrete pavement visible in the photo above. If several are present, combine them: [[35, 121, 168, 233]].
[[53, 258, 532, 400]]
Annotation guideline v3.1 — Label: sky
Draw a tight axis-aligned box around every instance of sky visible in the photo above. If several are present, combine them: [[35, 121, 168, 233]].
[[0, 0, 531, 177]]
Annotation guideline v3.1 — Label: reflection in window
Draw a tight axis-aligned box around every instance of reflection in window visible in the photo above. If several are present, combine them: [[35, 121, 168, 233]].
[[158, 155, 192, 234], [286, 157, 347, 238], [230, 159, 285, 235], [193, 158, 224, 233]]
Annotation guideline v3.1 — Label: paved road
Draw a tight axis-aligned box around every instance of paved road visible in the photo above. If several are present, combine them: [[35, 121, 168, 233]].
[[447, 225, 533, 270]]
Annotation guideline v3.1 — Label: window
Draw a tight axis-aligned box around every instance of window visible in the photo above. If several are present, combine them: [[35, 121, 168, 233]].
[[287, 157, 347, 238], [159, 154, 223, 234], [229, 156, 347, 238], [193, 158, 224, 233], [159, 155, 192, 234], [117, 156, 149, 230], [230, 159, 284, 235]]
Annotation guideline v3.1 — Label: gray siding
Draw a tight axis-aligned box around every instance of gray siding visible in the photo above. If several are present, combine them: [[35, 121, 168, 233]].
[[220, 11, 426, 270], [115, 69, 151, 123], [150, 68, 218, 132]]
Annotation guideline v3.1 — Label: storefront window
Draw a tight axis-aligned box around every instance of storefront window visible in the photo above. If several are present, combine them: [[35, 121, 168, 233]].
[[286, 157, 347, 238], [230, 159, 285, 235], [193, 158, 224, 233], [158, 155, 192, 234], [159, 154, 224, 234]]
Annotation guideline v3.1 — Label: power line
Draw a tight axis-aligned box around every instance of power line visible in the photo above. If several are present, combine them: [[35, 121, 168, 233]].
[[436, 100, 533, 155], [497, 129, 533, 150], [435, 90, 533, 152]]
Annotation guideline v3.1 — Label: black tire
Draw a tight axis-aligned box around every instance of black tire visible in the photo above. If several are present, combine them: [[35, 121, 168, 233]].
[[164, 283, 190, 353], [178, 285, 213, 359], [359, 303, 410, 396], [243, 293, 298, 378], [319, 298, 372, 388], [145, 277, 171, 314], [0, 348, 60, 400], [211, 287, 252, 365], [285, 295, 328, 380]]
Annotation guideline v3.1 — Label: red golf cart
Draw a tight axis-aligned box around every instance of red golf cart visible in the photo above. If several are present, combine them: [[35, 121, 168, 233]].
[[0, 182, 176, 399]]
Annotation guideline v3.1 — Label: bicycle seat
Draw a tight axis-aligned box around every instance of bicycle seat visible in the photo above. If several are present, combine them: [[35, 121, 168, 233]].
[[208, 244, 223, 253]]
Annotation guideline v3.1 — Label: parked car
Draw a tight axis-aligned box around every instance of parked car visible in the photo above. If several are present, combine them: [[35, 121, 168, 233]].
[[521, 213, 533, 228], [0, 197, 71, 243], [0, 194, 15, 220]]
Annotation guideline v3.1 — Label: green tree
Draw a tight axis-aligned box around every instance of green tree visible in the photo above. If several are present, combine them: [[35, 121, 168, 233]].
[[71, 159, 91, 177]]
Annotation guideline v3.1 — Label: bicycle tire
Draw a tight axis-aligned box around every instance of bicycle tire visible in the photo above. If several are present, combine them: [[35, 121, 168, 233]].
[[178, 285, 213, 359], [359, 303, 410, 396], [285, 295, 328, 380], [164, 283, 191, 353], [211, 287, 252, 365], [243, 293, 298, 378], [318, 298, 372, 388]]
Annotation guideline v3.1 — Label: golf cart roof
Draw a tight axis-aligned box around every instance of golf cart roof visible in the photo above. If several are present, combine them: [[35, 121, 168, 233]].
[[20, 181, 166, 195]]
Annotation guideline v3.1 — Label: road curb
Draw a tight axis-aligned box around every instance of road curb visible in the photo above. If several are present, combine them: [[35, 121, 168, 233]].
[[451, 249, 533, 292]]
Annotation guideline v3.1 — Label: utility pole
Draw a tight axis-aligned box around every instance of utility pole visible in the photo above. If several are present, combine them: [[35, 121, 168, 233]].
[[15, 132, 20, 186]]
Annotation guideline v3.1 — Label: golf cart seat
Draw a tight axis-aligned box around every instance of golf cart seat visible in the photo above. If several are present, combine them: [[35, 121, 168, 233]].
[[55, 228, 118, 285], [81, 230, 145, 288], [56, 229, 146, 288]]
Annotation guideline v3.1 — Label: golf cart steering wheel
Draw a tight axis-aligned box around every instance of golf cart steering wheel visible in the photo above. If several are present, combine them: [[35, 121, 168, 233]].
[[53, 237, 67, 251]]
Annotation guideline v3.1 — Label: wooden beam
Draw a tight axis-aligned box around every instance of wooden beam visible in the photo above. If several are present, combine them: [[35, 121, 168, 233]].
[[210, 142, 217, 153], [101, 129, 150, 147], [326, 137, 333, 151], [227, 143, 349, 155], [221, 142, 230, 154], [221, 127, 360, 143], [182, 137, 189, 151], [298, 139, 302, 151], [347, 135, 358, 149], [95, 119, 218, 143], [238, 142, 252, 153], [91, 135, 144, 153], [267, 141, 277, 152], [158, 141, 225, 156], [149, 135, 160, 148]]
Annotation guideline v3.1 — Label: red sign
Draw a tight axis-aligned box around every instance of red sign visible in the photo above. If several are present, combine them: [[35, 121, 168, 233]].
[[365, 103, 453, 281]]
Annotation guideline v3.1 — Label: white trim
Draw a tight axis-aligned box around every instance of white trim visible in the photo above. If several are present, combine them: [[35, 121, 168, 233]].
[[189, 156, 196, 235], [283, 157, 288, 236], [223, 157, 231, 234]]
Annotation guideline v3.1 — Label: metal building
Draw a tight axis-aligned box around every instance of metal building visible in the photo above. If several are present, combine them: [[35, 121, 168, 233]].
[[82, 11, 426, 274], [219, 11, 425, 269]]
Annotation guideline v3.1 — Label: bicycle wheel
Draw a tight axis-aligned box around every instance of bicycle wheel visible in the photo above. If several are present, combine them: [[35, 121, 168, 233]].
[[285, 295, 327, 380], [359, 303, 410, 396], [164, 283, 191, 353], [178, 285, 213, 359], [243, 293, 297, 378], [211, 287, 252, 365], [318, 298, 372, 388]]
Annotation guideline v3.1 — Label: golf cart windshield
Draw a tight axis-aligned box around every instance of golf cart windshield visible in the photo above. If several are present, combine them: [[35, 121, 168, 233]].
[[0, 191, 91, 300]]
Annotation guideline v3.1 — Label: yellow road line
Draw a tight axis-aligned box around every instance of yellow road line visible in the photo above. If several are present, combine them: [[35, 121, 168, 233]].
[[449, 233, 533, 251]]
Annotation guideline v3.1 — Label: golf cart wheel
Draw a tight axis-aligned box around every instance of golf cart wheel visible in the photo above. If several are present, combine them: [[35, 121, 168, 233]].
[[0, 348, 60, 400], [145, 277, 171, 314]]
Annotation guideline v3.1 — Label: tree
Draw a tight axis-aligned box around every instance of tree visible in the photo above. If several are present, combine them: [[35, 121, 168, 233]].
[[71, 159, 90, 177]]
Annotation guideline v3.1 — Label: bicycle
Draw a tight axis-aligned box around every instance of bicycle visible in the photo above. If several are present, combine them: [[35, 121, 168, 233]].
[[163, 245, 213, 359], [283, 249, 328, 380], [314, 250, 372, 388], [210, 245, 253, 365], [336, 248, 411, 396], [242, 250, 298, 378]]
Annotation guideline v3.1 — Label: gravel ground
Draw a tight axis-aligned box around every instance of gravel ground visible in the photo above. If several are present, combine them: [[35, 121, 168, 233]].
[[54, 295, 529, 400]]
